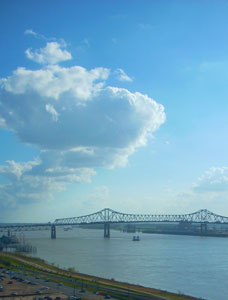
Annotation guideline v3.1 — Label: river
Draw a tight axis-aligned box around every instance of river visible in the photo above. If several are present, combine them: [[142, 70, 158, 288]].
[[20, 227, 228, 300]]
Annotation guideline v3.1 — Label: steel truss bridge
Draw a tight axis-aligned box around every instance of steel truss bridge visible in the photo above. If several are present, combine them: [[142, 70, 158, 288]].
[[1, 208, 228, 239]]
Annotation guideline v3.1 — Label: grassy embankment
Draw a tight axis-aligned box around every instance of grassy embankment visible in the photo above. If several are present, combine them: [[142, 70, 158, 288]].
[[0, 252, 203, 300]]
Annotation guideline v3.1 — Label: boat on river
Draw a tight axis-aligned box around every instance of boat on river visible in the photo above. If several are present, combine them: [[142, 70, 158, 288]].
[[64, 227, 72, 231], [132, 235, 140, 241]]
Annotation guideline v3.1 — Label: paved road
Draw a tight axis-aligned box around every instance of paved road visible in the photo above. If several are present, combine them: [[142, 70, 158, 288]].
[[1, 267, 168, 300], [21, 270, 166, 300]]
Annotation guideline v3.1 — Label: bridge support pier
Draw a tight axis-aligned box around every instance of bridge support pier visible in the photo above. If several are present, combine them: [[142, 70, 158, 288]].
[[200, 223, 207, 234], [104, 223, 110, 238], [51, 225, 56, 239]]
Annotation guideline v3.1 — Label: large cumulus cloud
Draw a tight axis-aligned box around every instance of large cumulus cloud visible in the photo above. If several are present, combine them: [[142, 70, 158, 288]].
[[0, 40, 165, 206]]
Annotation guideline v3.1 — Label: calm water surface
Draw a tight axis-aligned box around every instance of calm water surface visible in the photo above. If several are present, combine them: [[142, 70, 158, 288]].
[[22, 228, 228, 300]]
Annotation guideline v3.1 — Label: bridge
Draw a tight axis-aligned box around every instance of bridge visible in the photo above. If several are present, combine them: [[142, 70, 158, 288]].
[[1, 208, 228, 239]]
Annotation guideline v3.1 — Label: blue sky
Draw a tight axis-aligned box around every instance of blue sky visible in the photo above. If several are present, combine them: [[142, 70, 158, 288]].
[[1, 0, 228, 222]]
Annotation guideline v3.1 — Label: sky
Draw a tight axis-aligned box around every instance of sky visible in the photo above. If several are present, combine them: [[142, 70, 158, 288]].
[[1, 0, 228, 222]]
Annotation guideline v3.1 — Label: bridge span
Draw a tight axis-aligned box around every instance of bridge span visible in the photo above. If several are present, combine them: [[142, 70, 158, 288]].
[[1, 208, 228, 239]]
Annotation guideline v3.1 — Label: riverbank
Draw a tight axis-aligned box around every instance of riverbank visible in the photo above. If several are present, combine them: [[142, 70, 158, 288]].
[[0, 252, 203, 300]]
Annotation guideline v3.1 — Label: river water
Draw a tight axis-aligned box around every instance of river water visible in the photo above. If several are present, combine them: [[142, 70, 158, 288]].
[[21, 228, 228, 300]]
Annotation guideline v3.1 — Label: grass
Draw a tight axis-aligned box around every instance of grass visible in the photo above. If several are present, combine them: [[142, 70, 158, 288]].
[[0, 252, 203, 300]]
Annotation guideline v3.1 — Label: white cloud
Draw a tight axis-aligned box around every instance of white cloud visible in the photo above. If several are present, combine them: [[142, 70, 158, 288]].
[[193, 167, 228, 193], [0, 67, 164, 152], [173, 167, 228, 214], [24, 29, 67, 47], [0, 159, 96, 207], [114, 68, 133, 82], [1, 65, 109, 100], [24, 29, 37, 37], [138, 23, 153, 30], [111, 38, 117, 44], [25, 42, 72, 65], [199, 61, 225, 72], [0, 160, 39, 181], [0, 40, 165, 209], [0, 117, 6, 128], [45, 104, 59, 121], [82, 38, 89, 47]]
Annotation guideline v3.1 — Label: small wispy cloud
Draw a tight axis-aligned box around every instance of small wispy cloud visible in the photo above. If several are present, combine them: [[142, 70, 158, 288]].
[[193, 167, 228, 193], [111, 38, 117, 44], [175, 167, 228, 214], [114, 68, 133, 82], [45, 104, 59, 122], [24, 29, 67, 47], [75, 38, 90, 53], [82, 38, 89, 47], [199, 61, 226, 72], [24, 29, 39, 37], [138, 23, 153, 30]]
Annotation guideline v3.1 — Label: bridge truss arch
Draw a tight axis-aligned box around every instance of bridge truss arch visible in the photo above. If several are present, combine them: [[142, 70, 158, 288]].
[[1, 208, 228, 240], [53, 208, 228, 225]]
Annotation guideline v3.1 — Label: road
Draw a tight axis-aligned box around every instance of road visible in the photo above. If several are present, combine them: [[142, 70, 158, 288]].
[[0, 268, 167, 300]]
